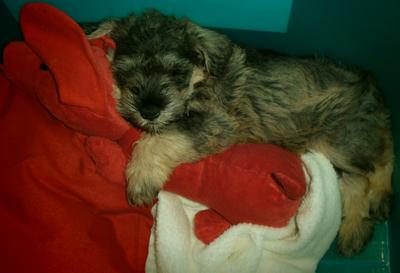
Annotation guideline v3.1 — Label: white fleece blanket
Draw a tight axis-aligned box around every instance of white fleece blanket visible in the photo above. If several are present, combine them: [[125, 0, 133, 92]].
[[146, 151, 341, 273]]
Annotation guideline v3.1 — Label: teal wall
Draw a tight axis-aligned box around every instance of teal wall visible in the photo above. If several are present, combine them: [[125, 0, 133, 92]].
[[3, 0, 293, 32], [0, 0, 20, 58], [220, 0, 400, 112]]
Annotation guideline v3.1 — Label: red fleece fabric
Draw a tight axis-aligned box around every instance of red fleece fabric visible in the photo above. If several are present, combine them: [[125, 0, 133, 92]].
[[0, 3, 306, 272], [0, 75, 152, 273]]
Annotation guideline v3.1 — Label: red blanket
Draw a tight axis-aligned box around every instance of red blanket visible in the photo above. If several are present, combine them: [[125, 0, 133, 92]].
[[0, 3, 306, 273]]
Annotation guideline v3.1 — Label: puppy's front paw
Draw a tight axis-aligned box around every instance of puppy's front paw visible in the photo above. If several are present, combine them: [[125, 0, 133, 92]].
[[126, 175, 159, 206], [124, 131, 195, 206], [125, 159, 170, 206]]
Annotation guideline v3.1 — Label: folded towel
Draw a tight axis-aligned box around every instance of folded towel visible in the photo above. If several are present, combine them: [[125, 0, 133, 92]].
[[146, 151, 341, 273]]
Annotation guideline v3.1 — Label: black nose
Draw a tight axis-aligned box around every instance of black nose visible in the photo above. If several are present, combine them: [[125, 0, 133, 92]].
[[138, 92, 168, 121], [139, 105, 161, 121]]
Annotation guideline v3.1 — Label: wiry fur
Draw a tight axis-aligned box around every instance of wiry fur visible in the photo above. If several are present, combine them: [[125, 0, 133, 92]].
[[88, 10, 394, 256]]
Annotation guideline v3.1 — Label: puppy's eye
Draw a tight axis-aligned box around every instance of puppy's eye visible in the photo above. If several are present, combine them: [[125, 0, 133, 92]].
[[170, 67, 187, 77], [169, 67, 190, 86], [128, 86, 141, 95]]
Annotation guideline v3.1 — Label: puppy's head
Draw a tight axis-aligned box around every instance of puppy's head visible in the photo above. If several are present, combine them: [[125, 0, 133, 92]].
[[108, 10, 232, 133]]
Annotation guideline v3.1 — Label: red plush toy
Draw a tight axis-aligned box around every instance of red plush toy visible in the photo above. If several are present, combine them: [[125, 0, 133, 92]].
[[0, 3, 306, 273]]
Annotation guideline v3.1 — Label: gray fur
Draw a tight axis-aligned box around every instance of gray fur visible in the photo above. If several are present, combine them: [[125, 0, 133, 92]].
[[90, 10, 394, 256]]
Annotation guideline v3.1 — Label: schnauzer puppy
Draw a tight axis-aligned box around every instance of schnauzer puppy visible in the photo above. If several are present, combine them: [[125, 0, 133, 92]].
[[86, 11, 394, 256]]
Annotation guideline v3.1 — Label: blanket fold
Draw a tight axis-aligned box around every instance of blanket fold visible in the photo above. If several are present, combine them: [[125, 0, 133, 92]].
[[147, 152, 341, 273]]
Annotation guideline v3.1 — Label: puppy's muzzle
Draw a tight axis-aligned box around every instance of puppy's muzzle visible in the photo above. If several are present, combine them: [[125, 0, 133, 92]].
[[138, 94, 168, 121]]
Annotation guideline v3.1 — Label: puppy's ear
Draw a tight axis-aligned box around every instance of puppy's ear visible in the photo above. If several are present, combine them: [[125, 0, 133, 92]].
[[84, 19, 119, 62], [108, 14, 137, 40], [185, 22, 232, 76], [86, 19, 117, 39], [87, 15, 138, 62]]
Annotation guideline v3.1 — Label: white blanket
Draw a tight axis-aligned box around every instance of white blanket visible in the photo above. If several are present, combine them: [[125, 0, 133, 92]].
[[146, 151, 341, 273]]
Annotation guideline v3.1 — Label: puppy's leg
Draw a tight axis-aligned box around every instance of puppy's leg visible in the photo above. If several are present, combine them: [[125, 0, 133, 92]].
[[337, 158, 393, 256], [367, 134, 394, 221], [368, 160, 393, 220], [337, 173, 373, 256], [126, 130, 198, 205], [314, 131, 394, 256], [337, 131, 394, 256]]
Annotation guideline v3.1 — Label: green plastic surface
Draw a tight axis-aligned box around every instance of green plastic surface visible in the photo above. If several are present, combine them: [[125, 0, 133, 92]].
[[318, 223, 391, 273]]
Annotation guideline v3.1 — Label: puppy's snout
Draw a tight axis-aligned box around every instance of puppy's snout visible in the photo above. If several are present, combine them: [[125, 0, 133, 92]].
[[138, 94, 167, 121]]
